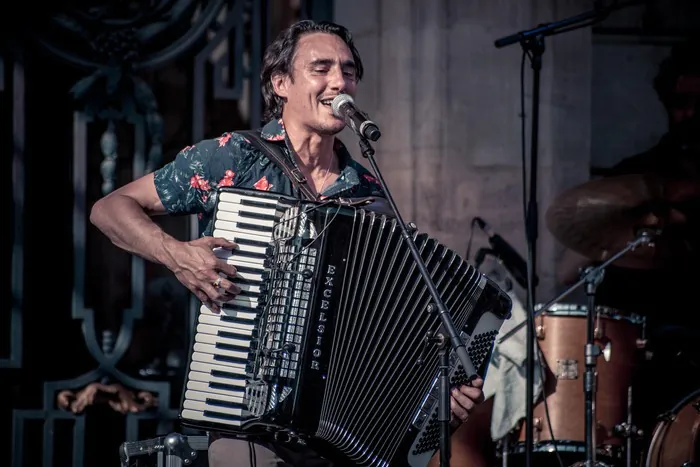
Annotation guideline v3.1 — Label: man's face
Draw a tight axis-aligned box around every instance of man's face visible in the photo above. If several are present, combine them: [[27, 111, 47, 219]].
[[274, 32, 358, 135]]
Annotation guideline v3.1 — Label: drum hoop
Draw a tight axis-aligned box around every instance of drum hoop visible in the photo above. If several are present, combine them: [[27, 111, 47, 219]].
[[535, 303, 645, 324], [508, 441, 624, 458]]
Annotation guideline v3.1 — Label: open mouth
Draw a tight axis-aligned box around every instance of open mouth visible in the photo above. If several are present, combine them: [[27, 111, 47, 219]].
[[319, 97, 335, 110]]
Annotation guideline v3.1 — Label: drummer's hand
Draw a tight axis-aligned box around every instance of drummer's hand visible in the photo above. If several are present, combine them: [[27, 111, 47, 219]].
[[450, 377, 485, 427]]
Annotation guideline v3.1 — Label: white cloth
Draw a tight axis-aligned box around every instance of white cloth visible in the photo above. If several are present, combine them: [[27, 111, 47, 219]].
[[482, 287, 544, 441]]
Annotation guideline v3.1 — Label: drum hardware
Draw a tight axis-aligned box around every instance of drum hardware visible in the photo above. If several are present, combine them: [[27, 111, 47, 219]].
[[506, 303, 645, 467], [644, 388, 700, 467], [501, 229, 653, 467], [613, 387, 644, 467]]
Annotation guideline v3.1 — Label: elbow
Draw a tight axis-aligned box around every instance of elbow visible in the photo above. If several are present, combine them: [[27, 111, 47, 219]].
[[90, 197, 107, 230]]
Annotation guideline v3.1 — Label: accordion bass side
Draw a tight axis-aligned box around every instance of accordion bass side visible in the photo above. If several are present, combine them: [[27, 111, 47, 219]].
[[179, 187, 512, 466]]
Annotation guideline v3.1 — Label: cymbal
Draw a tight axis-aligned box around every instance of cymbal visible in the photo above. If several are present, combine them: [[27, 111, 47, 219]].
[[545, 173, 700, 269]]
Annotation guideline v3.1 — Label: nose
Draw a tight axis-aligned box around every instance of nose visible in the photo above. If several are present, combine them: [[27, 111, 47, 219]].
[[328, 67, 348, 92]]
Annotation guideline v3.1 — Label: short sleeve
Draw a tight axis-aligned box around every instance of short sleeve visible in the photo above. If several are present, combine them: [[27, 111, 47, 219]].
[[153, 133, 244, 215]]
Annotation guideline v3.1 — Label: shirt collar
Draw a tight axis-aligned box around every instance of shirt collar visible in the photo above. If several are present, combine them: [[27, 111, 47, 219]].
[[260, 118, 287, 141], [258, 118, 362, 196]]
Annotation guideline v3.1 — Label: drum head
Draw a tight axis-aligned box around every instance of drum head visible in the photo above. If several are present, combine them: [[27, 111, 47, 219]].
[[535, 302, 644, 324]]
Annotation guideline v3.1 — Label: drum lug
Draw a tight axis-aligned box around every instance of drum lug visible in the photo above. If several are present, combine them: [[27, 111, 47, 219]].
[[536, 324, 545, 339], [594, 326, 603, 340], [635, 338, 647, 349], [532, 417, 542, 443], [613, 421, 644, 439]]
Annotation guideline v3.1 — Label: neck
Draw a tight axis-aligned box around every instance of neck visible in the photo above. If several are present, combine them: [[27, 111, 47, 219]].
[[283, 118, 336, 173]]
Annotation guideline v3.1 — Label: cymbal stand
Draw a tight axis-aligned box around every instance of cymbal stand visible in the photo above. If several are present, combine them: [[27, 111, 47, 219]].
[[498, 229, 657, 343], [580, 263, 605, 466]]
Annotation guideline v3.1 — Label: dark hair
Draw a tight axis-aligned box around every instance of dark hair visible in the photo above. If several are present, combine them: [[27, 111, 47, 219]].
[[653, 35, 700, 107], [260, 20, 364, 122]]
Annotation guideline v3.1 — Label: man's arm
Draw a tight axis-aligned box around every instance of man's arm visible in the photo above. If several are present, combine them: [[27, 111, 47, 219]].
[[90, 138, 243, 311], [90, 172, 175, 266]]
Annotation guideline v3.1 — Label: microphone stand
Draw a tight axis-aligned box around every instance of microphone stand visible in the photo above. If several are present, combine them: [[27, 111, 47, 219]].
[[493, 2, 643, 466], [357, 135, 477, 467]]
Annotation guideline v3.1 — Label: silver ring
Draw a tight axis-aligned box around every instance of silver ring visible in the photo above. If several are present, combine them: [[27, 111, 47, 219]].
[[213, 277, 223, 288]]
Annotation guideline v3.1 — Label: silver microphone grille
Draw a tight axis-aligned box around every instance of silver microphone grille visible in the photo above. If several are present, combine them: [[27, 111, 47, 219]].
[[331, 94, 354, 118]]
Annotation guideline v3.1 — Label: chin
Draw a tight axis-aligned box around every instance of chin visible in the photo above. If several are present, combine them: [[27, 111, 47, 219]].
[[316, 121, 346, 136]]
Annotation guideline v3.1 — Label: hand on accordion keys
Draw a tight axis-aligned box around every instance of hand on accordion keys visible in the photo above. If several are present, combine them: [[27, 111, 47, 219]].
[[449, 377, 485, 427], [163, 236, 241, 312]]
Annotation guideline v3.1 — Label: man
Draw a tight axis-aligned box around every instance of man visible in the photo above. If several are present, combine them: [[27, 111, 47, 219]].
[[90, 19, 485, 466]]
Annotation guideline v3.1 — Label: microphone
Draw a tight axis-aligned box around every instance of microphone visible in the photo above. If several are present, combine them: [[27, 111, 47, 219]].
[[331, 94, 381, 141], [473, 217, 538, 289]]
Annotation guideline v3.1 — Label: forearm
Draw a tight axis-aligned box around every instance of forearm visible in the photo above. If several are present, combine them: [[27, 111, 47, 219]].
[[90, 194, 179, 268]]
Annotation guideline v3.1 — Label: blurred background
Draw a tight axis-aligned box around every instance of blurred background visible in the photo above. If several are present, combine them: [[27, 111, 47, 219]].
[[1, 0, 698, 466]]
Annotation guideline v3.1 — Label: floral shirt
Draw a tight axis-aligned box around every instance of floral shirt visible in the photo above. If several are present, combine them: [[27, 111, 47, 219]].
[[153, 118, 385, 236]]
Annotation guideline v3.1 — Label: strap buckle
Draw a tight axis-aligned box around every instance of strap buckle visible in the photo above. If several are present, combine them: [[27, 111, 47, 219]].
[[290, 168, 307, 184]]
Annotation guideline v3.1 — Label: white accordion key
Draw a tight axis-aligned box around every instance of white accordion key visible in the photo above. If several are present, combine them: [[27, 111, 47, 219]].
[[191, 352, 247, 372], [184, 389, 244, 406], [199, 304, 257, 321], [187, 369, 246, 388], [195, 331, 250, 352], [192, 343, 248, 361], [186, 380, 245, 398], [198, 313, 255, 332], [180, 409, 242, 426]]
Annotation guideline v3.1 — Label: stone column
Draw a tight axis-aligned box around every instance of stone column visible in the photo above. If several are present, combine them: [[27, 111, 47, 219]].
[[335, 0, 593, 301]]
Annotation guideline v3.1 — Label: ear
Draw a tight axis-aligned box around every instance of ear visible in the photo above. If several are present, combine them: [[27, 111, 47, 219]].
[[272, 72, 291, 99]]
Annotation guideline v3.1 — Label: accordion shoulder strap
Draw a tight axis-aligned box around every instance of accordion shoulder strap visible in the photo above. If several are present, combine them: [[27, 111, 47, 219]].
[[238, 129, 317, 200]]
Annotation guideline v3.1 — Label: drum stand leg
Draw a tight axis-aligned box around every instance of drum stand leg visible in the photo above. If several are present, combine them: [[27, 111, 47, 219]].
[[584, 266, 605, 467]]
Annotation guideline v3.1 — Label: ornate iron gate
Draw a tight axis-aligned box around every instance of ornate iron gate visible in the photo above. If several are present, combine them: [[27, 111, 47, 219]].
[[3, 2, 332, 466]]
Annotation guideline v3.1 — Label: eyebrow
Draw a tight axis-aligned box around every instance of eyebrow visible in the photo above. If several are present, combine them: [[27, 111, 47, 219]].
[[308, 58, 356, 70]]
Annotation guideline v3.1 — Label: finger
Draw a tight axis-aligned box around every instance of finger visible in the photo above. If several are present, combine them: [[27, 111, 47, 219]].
[[450, 396, 470, 423], [215, 258, 238, 277], [452, 387, 477, 413], [207, 237, 237, 250], [468, 377, 484, 389], [194, 289, 220, 313], [202, 279, 231, 306], [458, 384, 484, 403], [215, 276, 242, 297]]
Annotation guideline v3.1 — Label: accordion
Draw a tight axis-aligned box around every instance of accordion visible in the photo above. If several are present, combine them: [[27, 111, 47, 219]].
[[179, 187, 512, 466]]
